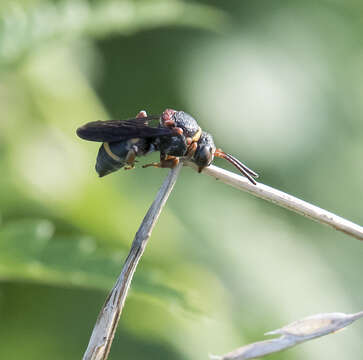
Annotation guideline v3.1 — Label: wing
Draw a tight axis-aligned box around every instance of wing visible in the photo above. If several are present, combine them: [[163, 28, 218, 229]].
[[76, 115, 173, 142]]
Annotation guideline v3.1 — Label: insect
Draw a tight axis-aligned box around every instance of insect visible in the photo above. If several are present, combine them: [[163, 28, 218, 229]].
[[76, 109, 259, 184]]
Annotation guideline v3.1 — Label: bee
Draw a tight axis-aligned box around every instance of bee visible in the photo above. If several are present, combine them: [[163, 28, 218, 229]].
[[76, 109, 258, 184]]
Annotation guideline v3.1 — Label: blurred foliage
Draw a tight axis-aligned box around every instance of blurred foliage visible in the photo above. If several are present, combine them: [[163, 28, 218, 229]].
[[0, 0, 226, 67], [0, 0, 363, 360], [0, 219, 194, 311]]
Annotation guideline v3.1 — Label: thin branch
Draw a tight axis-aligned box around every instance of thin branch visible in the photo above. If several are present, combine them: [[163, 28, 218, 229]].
[[185, 162, 363, 241], [82, 163, 183, 360], [82, 161, 362, 360], [210, 311, 363, 360]]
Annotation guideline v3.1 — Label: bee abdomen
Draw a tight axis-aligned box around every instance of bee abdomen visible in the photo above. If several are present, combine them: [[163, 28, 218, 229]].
[[95, 142, 128, 177]]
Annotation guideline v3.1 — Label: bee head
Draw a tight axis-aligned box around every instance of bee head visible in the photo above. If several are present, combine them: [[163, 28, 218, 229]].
[[193, 132, 216, 172]]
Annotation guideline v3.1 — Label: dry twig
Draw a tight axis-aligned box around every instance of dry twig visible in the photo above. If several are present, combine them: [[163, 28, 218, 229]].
[[83, 161, 362, 360], [210, 311, 363, 360], [185, 162, 363, 241], [82, 163, 182, 360]]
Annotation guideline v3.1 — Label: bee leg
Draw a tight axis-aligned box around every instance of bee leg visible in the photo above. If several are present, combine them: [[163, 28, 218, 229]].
[[142, 162, 159, 168], [186, 141, 198, 158], [142, 156, 180, 169], [124, 148, 136, 170], [160, 156, 180, 168]]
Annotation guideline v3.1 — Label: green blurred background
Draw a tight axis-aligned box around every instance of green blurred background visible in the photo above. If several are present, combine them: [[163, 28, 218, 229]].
[[1, 0, 363, 359]]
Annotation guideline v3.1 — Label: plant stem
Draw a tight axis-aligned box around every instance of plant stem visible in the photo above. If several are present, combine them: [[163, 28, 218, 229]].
[[82, 163, 182, 360], [185, 162, 363, 241]]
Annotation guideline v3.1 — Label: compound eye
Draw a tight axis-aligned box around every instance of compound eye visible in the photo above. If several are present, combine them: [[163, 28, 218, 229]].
[[194, 146, 213, 167], [201, 147, 211, 161]]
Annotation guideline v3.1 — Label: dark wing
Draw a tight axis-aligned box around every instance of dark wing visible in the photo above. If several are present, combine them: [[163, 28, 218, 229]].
[[76, 115, 173, 142]]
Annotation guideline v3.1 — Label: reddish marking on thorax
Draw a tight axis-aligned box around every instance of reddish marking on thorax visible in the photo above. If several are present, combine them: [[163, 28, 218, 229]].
[[161, 109, 176, 125], [136, 110, 147, 119]]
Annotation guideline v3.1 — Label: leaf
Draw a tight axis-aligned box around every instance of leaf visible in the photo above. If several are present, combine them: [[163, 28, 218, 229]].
[[0, 219, 194, 312], [0, 0, 227, 66]]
